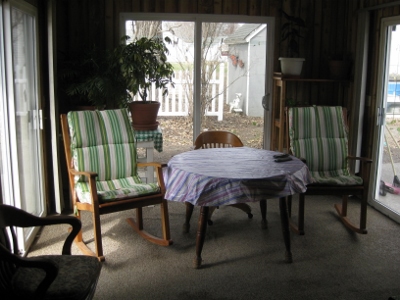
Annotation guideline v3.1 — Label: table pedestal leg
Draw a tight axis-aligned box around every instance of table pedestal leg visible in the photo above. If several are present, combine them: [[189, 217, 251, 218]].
[[194, 206, 209, 269], [279, 197, 293, 263]]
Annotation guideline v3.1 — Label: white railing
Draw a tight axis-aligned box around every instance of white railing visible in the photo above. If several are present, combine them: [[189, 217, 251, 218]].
[[132, 62, 225, 121]]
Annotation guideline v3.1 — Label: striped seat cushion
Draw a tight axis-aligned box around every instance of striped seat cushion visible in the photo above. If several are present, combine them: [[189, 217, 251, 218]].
[[68, 109, 159, 204], [288, 106, 362, 186]]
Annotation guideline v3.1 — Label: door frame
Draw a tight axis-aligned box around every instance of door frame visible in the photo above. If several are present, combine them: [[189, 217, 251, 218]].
[[369, 15, 400, 223]]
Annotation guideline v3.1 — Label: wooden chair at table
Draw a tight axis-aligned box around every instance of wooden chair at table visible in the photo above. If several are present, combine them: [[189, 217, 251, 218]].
[[285, 106, 372, 235], [183, 130, 257, 233], [0, 204, 102, 300], [60, 108, 172, 261]]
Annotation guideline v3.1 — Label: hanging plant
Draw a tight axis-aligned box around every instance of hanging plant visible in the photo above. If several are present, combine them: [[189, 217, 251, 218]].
[[230, 54, 238, 66]]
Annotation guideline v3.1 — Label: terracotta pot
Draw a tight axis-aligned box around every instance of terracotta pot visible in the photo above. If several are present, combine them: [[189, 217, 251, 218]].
[[128, 101, 160, 131]]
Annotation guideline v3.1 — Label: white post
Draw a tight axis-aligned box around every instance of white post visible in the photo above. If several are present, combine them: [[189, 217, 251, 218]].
[[218, 62, 224, 121]]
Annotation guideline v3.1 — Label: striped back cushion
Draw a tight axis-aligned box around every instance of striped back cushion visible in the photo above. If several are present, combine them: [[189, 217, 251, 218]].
[[68, 109, 159, 203], [68, 109, 138, 180], [288, 106, 362, 185]]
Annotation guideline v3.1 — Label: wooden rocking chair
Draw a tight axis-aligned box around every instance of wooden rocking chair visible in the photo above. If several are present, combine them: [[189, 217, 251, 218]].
[[61, 109, 172, 261], [286, 106, 372, 234]]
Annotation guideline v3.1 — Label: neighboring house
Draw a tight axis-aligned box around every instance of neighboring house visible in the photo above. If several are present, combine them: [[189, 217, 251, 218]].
[[224, 24, 267, 117]]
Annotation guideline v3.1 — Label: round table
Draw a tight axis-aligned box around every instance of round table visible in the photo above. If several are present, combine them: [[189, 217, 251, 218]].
[[163, 147, 312, 268]]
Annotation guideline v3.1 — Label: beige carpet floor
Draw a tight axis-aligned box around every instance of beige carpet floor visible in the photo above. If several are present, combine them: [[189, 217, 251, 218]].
[[28, 195, 400, 300]]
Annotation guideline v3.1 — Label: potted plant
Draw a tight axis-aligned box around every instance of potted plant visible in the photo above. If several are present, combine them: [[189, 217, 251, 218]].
[[117, 36, 175, 130], [60, 47, 129, 110], [279, 10, 306, 77]]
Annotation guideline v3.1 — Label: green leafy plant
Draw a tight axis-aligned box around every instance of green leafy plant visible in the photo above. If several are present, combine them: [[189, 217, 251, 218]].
[[117, 36, 175, 102], [61, 36, 174, 109], [61, 47, 128, 109], [285, 98, 299, 106], [280, 10, 306, 58]]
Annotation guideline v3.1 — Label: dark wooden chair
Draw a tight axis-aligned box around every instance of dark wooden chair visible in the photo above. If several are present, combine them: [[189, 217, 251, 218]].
[[285, 106, 372, 234], [61, 109, 172, 261], [183, 131, 255, 233], [0, 204, 102, 300]]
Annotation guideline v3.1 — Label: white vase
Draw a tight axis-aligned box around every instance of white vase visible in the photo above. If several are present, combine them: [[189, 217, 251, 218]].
[[279, 57, 305, 76]]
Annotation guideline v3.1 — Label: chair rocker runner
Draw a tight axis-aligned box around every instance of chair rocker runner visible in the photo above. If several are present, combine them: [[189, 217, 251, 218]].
[[286, 106, 372, 234], [61, 109, 172, 261], [0, 204, 102, 300], [183, 131, 256, 233]]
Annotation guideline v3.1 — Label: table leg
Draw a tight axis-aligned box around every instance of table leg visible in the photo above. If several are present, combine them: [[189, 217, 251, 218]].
[[194, 206, 209, 269], [259, 199, 267, 229], [183, 202, 194, 233], [279, 197, 293, 263]]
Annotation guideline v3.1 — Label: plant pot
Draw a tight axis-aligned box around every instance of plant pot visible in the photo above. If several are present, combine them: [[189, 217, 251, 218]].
[[329, 60, 351, 80], [128, 101, 160, 131], [279, 57, 305, 77]]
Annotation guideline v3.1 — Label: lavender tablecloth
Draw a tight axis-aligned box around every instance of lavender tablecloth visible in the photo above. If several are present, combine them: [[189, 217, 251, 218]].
[[164, 147, 312, 206]]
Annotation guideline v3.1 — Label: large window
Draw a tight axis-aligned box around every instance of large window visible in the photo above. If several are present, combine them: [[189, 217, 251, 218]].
[[120, 13, 274, 161]]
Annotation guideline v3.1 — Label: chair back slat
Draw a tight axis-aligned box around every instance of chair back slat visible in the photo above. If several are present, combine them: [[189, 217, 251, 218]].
[[194, 131, 243, 149]]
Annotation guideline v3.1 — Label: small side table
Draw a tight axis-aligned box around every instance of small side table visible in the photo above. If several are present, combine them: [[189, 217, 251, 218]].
[[135, 127, 163, 183]]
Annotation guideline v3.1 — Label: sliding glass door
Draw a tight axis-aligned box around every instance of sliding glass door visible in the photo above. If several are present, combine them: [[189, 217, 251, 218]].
[[0, 0, 46, 255], [120, 14, 274, 154], [371, 16, 400, 223]]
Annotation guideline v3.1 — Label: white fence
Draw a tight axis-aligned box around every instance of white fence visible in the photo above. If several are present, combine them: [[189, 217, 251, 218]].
[[132, 63, 226, 121]]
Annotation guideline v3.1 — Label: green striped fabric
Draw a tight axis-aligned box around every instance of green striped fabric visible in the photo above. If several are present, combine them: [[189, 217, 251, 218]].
[[68, 109, 160, 203], [288, 106, 362, 185]]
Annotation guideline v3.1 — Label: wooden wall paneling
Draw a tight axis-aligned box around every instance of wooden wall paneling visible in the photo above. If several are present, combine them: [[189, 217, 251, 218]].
[[112, 1, 131, 47], [105, 0, 114, 50], [300, 0, 313, 73], [269, 2, 279, 72], [142, 0, 156, 12], [222, 0, 239, 14], [260, 0, 271, 16], [179, 0, 197, 13], [198, 0, 214, 13], [238, 0, 248, 15], [213, 0, 223, 14], [310, 0, 322, 77], [129, 0, 140, 11], [344, 2, 358, 114], [155, 0, 167, 12], [56, 1, 67, 58], [247, 0, 260, 16], [66, 1, 82, 53], [319, 1, 331, 78]]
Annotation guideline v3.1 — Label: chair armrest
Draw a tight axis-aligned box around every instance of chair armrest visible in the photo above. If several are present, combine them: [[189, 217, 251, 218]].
[[68, 168, 100, 206], [137, 162, 163, 168], [346, 156, 373, 183], [0, 205, 81, 255], [137, 162, 166, 194], [69, 169, 98, 178]]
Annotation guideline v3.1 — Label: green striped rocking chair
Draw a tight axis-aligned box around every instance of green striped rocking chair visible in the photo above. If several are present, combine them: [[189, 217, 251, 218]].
[[286, 106, 372, 235], [61, 109, 172, 261]]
